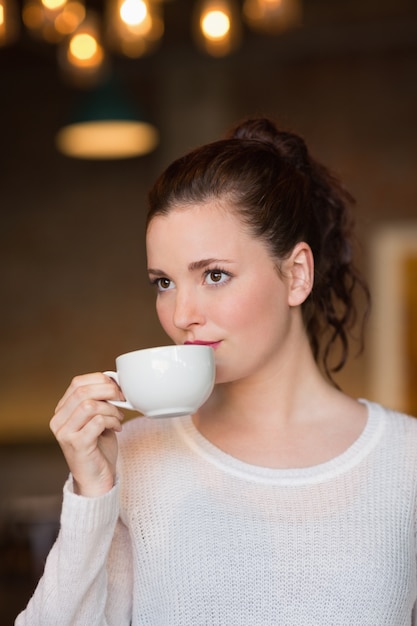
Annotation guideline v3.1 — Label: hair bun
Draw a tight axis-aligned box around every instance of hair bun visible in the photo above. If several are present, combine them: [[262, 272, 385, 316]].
[[229, 117, 279, 145], [230, 117, 310, 173]]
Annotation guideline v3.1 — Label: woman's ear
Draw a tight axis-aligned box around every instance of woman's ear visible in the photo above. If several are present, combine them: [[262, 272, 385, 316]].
[[286, 242, 314, 307]]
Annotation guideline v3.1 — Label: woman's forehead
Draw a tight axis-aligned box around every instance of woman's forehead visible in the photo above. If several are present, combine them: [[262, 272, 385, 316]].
[[147, 200, 247, 237], [145, 203, 279, 278]]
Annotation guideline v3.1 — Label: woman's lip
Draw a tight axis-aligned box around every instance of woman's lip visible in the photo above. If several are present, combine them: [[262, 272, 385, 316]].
[[185, 340, 221, 348]]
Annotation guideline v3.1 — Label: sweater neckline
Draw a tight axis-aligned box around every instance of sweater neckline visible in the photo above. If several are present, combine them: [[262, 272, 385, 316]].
[[174, 399, 384, 485]]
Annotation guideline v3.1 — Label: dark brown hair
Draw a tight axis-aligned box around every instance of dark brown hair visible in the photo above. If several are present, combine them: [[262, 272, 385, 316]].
[[147, 118, 370, 382]]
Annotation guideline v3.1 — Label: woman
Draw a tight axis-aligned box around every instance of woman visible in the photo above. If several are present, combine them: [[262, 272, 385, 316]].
[[16, 118, 417, 625]]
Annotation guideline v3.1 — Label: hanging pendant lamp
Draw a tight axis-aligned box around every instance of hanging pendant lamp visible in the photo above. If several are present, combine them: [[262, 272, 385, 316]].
[[55, 76, 159, 159]]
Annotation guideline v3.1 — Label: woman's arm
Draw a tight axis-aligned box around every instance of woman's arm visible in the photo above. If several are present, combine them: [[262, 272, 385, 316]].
[[15, 373, 133, 624], [15, 477, 133, 625]]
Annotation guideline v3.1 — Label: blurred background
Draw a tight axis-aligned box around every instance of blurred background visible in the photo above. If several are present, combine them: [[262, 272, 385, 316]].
[[1, 0, 417, 621]]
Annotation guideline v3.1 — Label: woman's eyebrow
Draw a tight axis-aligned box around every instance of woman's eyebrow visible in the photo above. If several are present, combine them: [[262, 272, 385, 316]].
[[187, 258, 232, 271], [148, 259, 233, 277], [147, 268, 166, 277]]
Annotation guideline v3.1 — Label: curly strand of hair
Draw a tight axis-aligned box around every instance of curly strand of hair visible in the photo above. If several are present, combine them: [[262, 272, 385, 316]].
[[298, 142, 370, 384]]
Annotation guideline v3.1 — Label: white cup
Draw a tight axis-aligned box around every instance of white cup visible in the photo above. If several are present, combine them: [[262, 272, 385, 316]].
[[104, 344, 215, 418]]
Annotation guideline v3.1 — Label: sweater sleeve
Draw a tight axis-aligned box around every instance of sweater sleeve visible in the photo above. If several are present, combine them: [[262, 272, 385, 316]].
[[15, 476, 133, 626]]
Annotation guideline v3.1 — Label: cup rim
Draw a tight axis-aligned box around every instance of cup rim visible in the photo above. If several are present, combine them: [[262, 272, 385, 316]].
[[115, 344, 213, 362]]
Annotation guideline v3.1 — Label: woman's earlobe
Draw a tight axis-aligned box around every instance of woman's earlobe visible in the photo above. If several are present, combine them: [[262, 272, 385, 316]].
[[287, 242, 314, 307]]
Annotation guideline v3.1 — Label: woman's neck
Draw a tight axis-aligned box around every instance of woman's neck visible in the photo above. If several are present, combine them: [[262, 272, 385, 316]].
[[198, 337, 324, 425], [192, 340, 367, 469]]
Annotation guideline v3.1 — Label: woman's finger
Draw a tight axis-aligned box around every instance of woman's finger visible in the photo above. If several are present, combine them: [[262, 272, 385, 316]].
[[52, 380, 124, 431], [50, 397, 124, 440], [54, 372, 123, 413]]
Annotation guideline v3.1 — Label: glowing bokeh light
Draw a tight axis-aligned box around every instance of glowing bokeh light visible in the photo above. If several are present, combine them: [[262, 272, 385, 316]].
[[201, 9, 229, 40], [120, 0, 147, 26], [42, 0, 66, 11], [67, 30, 104, 69]]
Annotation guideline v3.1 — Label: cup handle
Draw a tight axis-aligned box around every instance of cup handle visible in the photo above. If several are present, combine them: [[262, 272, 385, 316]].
[[103, 370, 136, 411]]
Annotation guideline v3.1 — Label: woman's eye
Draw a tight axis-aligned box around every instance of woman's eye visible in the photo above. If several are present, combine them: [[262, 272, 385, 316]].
[[205, 270, 230, 285], [156, 277, 173, 291]]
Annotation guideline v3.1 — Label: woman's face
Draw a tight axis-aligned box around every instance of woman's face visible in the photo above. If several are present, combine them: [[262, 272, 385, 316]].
[[146, 201, 296, 385]]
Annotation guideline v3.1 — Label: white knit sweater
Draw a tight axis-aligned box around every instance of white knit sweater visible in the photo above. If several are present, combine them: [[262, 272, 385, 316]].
[[16, 400, 417, 625]]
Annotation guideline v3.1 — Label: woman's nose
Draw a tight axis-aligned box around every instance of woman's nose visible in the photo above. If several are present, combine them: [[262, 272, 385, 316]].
[[172, 289, 205, 329]]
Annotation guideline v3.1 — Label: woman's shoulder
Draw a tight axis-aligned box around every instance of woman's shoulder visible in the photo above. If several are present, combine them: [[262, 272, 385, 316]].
[[363, 399, 417, 459], [364, 399, 417, 428]]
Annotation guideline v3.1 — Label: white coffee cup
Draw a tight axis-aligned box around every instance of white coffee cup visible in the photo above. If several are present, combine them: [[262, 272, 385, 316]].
[[104, 344, 215, 418]]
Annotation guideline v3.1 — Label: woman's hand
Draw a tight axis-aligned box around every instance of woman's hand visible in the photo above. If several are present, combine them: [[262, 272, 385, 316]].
[[50, 373, 125, 497]]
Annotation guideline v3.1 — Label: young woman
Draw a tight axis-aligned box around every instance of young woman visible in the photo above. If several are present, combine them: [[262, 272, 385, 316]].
[[16, 118, 417, 625]]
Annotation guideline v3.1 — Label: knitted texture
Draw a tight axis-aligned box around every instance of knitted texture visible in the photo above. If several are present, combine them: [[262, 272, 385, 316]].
[[16, 401, 417, 625]]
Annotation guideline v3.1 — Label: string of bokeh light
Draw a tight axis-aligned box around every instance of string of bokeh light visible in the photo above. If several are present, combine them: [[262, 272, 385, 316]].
[[0, 0, 302, 84]]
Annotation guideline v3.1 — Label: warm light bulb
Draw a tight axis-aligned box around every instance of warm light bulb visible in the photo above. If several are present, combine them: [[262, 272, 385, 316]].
[[120, 0, 147, 26], [54, 1, 84, 35], [67, 30, 104, 69], [23, 0, 84, 42], [70, 32, 96, 59], [105, 0, 163, 57], [58, 9, 106, 84], [0, 0, 19, 45], [22, 2, 44, 30], [243, 0, 301, 34], [201, 9, 230, 40], [193, 0, 241, 56], [42, 0, 66, 11]]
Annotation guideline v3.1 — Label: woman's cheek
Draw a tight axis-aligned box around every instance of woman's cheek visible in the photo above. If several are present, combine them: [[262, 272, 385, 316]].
[[155, 296, 167, 332], [155, 298, 173, 337]]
